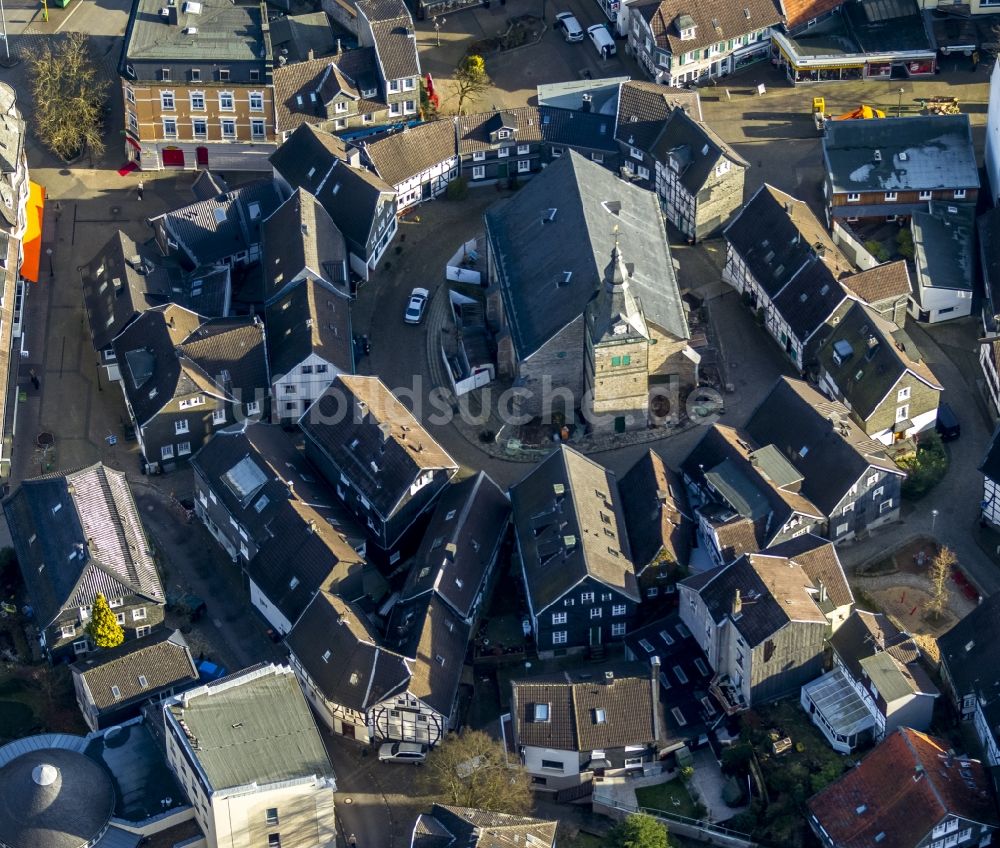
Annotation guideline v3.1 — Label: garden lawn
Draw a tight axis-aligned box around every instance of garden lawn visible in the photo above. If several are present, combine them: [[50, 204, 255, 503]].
[[635, 779, 699, 819]]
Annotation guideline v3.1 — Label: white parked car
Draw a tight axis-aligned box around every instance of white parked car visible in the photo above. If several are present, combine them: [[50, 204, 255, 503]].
[[378, 741, 428, 763], [587, 23, 616, 57], [404, 287, 429, 324], [555, 11, 585, 42]]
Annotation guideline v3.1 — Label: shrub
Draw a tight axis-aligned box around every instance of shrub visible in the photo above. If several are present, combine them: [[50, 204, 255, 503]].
[[896, 227, 915, 259], [865, 240, 890, 262], [900, 429, 948, 500]]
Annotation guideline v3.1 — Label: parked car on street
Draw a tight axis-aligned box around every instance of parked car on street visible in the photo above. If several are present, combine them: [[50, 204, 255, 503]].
[[404, 288, 429, 324], [379, 741, 428, 763], [555, 11, 584, 42], [587, 23, 616, 57], [936, 401, 961, 441]]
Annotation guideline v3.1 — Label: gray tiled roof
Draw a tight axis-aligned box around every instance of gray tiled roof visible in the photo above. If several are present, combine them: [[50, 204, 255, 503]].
[[649, 108, 747, 195], [457, 106, 543, 154], [123, 0, 267, 63], [287, 592, 410, 711], [301, 375, 457, 521], [153, 179, 282, 267], [73, 629, 198, 712], [369, 14, 421, 81], [816, 301, 941, 422], [632, 0, 781, 56], [262, 188, 349, 304], [166, 664, 334, 791], [938, 592, 1000, 698], [270, 12, 338, 63], [745, 377, 901, 515], [486, 150, 688, 360], [511, 445, 639, 613], [113, 304, 267, 427], [823, 115, 979, 195], [401, 472, 510, 620], [4, 463, 164, 628], [615, 80, 702, 151], [266, 277, 353, 379], [362, 120, 457, 188], [427, 805, 558, 848], [81, 231, 230, 351], [682, 552, 826, 648], [511, 664, 657, 752]]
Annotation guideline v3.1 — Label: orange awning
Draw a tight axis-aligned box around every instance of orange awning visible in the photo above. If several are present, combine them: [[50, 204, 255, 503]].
[[21, 181, 45, 283]]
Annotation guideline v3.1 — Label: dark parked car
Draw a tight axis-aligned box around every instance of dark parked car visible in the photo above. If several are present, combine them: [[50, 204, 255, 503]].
[[936, 401, 960, 441]]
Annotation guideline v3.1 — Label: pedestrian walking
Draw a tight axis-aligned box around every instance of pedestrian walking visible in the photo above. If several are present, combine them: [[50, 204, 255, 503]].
[[137, 180, 144, 201], [29, 368, 39, 390]]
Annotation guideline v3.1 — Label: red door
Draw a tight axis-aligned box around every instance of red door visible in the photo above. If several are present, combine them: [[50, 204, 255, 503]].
[[196, 146, 209, 168], [161, 147, 185, 168]]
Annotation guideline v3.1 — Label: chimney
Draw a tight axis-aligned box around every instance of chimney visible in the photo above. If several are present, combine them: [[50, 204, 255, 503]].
[[581, 93, 593, 113], [444, 542, 457, 561], [604, 670, 615, 685], [335, 38, 342, 56], [355, 399, 369, 421], [307, 519, 317, 534], [818, 580, 828, 604], [379, 421, 392, 442], [286, 480, 295, 497], [650, 656, 663, 742], [307, 48, 315, 60], [732, 588, 743, 618], [553, 482, 565, 504]]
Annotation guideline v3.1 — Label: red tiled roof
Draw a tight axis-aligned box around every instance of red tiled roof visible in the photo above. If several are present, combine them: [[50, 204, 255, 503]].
[[808, 728, 999, 848]]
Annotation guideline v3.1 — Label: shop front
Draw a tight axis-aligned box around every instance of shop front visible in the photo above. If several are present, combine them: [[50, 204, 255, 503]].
[[771, 33, 935, 83]]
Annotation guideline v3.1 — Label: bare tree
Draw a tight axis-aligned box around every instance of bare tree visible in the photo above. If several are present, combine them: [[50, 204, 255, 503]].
[[452, 55, 491, 115], [27, 33, 109, 161], [926, 546, 957, 620], [420, 729, 532, 815]]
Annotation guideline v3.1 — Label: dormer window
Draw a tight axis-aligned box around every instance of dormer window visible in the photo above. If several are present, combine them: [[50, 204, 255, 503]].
[[680, 27, 696, 39], [498, 129, 510, 139], [676, 14, 697, 40]]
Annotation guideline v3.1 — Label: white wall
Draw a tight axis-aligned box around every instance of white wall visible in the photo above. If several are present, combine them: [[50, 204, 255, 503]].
[[249, 577, 294, 635], [274, 352, 342, 420], [522, 745, 580, 780], [986, 60, 1000, 205], [909, 287, 973, 324]]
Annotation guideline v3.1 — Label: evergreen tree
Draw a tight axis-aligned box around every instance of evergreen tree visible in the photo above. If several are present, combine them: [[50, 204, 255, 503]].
[[86, 593, 125, 649]]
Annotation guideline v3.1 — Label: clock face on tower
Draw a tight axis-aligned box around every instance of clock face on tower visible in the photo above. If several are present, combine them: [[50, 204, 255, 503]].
[[613, 323, 627, 335]]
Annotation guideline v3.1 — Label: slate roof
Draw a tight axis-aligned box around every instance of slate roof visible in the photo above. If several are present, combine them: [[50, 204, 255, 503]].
[[631, 0, 781, 55], [81, 231, 230, 351], [486, 150, 687, 360], [816, 301, 942, 422], [511, 664, 658, 751], [840, 260, 912, 305], [270, 124, 394, 253], [166, 664, 334, 791], [762, 533, 854, 610], [287, 592, 410, 712], [807, 728, 999, 848], [511, 445, 639, 614], [273, 50, 382, 133], [744, 377, 902, 515], [457, 106, 543, 154], [419, 805, 558, 848], [153, 179, 282, 268], [619, 450, 691, 571], [615, 81, 702, 151], [262, 188, 349, 304], [649, 108, 747, 194], [911, 202, 974, 296], [72, 629, 198, 712], [823, 115, 979, 195], [112, 305, 268, 428], [538, 106, 619, 153], [362, 120, 457, 188], [123, 0, 266, 64], [938, 592, 1000, 698], [270, 12, 337, 63], [265, 276, 353, 379], [980, 426, 1000, 483], [386, 593, 471, 715], [300, 375, 457, 520], [3, 463, 164, 628], [401, 472, 510, 620], [190, 424, 376, 625], [682, 423, 825, 538], [627, 613, 720, 744], [681, 552, 827, 648], [724, 184, 854, 300]]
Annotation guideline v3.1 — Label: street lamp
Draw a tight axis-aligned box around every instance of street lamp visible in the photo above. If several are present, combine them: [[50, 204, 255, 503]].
[[45, 248, 53, 280], [434, 17, 446, 47], [931, 508, 939, 534], [897, 87, 904, 118]]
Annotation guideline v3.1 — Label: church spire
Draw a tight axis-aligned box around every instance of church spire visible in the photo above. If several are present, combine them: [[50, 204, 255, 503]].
[[605, 224, 629, 290]]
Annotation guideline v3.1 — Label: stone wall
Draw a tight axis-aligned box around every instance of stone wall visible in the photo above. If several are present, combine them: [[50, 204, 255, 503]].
[[516, 318, 585, 419], [694, 161, 748, 242]]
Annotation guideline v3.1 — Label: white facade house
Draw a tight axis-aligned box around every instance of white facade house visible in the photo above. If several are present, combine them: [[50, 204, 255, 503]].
[[162, 664, 337, 848], [982, 342, 1000, 418], [273, 354, 343, 421], [987, 60, 1000, 205], [394, 155, 459, 210]]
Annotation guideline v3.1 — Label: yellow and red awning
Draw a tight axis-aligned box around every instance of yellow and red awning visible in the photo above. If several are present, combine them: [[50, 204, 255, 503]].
[[20, 180, 45, 283]]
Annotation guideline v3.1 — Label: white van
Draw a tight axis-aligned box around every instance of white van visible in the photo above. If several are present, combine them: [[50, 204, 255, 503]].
[[587, 23, 616, 58]]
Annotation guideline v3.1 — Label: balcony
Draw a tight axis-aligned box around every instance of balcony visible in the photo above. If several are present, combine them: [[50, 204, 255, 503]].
[[709, 673, 747, 715]]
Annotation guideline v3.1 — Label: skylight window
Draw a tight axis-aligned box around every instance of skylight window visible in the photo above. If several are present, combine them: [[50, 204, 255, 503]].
[[213, 208, 226, 225], [594, 708, 607, 724], [111, 685, 122, 699], [534, 703, 550, 722]]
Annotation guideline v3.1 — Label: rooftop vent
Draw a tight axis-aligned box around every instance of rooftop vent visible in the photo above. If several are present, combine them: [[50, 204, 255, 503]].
[[873, 150, 882, 162], [32, 764, 59, 787]]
